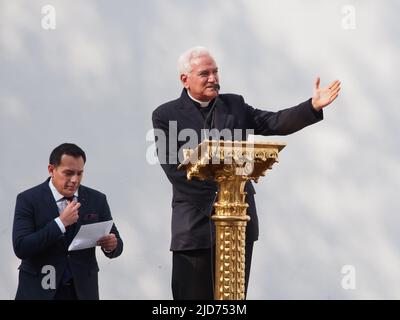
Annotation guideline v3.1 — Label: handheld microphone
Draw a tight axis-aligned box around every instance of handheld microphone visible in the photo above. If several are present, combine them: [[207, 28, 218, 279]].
[[203, 84, 220, 141]]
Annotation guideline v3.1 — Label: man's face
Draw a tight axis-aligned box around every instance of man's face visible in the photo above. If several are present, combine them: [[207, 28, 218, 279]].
[[48, 154, 84, 197], [181, 55, 219, 102]]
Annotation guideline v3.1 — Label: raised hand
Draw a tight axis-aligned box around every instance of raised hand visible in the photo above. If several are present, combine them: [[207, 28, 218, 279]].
[[311, 77, 341, 111], [60, 200, 80, 227]]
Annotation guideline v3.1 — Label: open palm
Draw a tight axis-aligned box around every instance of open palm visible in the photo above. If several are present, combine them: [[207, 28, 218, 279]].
[[312, 77, 341, 111]]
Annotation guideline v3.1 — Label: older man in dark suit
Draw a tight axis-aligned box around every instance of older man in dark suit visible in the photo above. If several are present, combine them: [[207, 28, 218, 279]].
[[12, 143, 123, 300], [152, 46, 341, 299]]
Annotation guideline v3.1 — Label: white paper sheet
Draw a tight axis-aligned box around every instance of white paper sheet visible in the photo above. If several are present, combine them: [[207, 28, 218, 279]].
[[68, 220, 113, 251]]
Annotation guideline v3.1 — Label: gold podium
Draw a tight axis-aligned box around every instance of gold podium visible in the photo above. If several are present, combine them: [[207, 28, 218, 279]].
[[179, 140, 286, 300]]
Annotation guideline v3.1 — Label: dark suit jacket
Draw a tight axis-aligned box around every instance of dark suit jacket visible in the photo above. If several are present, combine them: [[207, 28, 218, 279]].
[[12, 178, 123, 300], [152, 89, 323, 251]]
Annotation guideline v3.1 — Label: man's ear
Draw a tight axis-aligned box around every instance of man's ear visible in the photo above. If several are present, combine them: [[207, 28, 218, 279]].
[[48, 164, 55, 177], [180, 74, 189, 89]]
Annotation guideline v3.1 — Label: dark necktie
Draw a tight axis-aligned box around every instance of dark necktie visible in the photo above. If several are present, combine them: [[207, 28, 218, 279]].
[[58, 196, 76, 285], [61, 196, 77, 243]]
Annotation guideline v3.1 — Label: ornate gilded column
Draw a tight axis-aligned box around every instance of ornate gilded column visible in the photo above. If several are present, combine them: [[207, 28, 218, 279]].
[[179, 140, 286, 300]]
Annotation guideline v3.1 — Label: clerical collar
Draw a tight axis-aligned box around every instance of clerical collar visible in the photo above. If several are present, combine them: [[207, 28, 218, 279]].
[[187, 91, 210, 108]]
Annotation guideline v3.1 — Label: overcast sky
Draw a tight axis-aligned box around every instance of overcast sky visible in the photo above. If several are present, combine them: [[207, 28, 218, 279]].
[[1, 0, 399, 299]]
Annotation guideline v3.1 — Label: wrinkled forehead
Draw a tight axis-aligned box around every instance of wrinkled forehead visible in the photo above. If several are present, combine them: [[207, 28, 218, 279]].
[[191, 55, 217, 70]]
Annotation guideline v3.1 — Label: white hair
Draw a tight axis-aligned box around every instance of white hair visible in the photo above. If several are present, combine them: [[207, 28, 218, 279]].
[[177, 46, 214, 76]]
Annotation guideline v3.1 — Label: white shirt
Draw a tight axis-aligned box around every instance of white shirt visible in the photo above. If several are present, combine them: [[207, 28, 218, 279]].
[[187, 91, 210, 108], [48, 179, 78, 234]]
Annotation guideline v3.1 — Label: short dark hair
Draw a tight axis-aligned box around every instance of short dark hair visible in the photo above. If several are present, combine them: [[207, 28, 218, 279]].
[[49, 143, 86, 166]]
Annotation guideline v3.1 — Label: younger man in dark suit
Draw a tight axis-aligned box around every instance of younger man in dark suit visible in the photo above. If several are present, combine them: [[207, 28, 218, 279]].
[[12, 143, 123, 300]]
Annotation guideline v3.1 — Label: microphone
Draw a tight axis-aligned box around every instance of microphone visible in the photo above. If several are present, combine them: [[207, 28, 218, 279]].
[[203, 84, 220, 141]]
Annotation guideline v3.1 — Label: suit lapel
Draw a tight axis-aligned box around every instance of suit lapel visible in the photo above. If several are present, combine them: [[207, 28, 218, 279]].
[[213, 97, 229, 132], [178, 89, 205, 131], [41, 179, 61, 220], [73, 185, 88, 238], [41, 178, 72, 247]]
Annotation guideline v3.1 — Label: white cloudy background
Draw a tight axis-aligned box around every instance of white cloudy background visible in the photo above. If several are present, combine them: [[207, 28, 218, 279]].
[[1, 0, 399, 299]]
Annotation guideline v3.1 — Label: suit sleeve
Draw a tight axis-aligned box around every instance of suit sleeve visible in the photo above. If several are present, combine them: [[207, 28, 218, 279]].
[[245, 97, 323, 135], [12, 193, 63, 260], [101, 196, 123, 258]]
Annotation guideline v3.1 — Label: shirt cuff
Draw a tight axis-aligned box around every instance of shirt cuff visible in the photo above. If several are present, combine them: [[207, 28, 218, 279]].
[[55, 217, 66, 233]]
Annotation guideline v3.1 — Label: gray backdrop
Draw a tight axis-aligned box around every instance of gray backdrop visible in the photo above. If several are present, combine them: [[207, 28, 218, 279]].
[[1, 0, 399, 299]]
